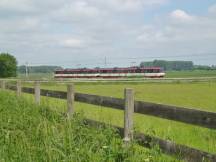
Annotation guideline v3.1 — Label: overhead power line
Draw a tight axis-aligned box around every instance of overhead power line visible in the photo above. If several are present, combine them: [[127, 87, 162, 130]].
[[119, 53, 216, 60], [20, 52, 216, 67]]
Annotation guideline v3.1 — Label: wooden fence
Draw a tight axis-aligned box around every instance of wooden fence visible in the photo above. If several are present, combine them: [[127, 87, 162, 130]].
[[0, 80, 216, 162]]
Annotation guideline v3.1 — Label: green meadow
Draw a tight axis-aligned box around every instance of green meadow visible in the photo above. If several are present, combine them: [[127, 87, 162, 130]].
[[36, 81, 216, 112], [18, 81, 216, 156], [165, 70, 216, 78]]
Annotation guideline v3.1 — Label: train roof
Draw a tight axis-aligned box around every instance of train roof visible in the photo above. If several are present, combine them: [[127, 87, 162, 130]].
[[55, 67, 162, 72]]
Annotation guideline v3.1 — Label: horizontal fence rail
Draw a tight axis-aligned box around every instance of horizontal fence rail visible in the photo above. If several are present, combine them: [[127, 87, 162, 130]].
[[6, 84, 216, 130], [2, 81, 216, 162], [74, 93, 216, 130], [134, 101, 216, 130]]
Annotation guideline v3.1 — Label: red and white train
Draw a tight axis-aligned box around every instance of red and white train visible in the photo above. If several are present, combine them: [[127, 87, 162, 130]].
[[54, 67, 165, 79]]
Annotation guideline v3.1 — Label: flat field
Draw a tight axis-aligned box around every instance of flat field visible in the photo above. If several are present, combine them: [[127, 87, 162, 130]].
[[20, 81, 216, 155], [165, 70, 216, 78]]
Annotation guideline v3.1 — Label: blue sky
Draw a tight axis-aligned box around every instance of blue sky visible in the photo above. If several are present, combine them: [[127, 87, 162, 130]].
[[162, 0, 215, 14], [0, 0, 216, 68]]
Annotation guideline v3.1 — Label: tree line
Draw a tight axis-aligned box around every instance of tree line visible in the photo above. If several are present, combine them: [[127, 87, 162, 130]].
[[18, 65, 62, 74], [0, 53, 62, 78], [140, 60, 216, 71]]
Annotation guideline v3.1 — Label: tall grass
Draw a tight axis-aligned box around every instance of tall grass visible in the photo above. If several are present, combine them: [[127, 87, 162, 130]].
[[0, 91, 180, 162]]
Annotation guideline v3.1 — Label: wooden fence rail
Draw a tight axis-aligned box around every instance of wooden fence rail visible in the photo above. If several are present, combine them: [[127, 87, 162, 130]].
[[6, 84, 216, 129], [1, 81, 216, 162]]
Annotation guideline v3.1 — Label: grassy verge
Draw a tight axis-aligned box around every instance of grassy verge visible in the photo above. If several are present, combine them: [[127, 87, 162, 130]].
[[0, 91, 180, 162]]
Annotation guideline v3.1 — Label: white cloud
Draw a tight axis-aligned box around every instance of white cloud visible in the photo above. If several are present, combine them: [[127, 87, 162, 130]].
[[208, 4, 216, 14], [136, 26, 168, 42], [60, 38, 84, 48], [0, 17, 41, 33], [170, 9, 194, 22], [0, 0, 38, 15], [53, 1, 100, 22], [0, 0, 30, 10], [93, 0, 168, 12], [107, 0, 144, 11], [23, 18, 40, 29], [135, 8, 216, 58]]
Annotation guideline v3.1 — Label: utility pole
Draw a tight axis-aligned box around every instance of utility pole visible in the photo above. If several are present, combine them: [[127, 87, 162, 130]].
[[25, 62, 28, 78], [104, 57, 107, 67], [130, 61, 136, 67]]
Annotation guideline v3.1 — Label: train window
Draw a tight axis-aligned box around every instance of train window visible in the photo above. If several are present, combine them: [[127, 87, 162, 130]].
[[123, 70, 128, 73], [102, 70, 107, 73], [112, 69, 117, 73], [153, 69, 159, 73], [116, 70, 120, 73], [84, 70, 88, 74], [135, 69, 141, 73], [119, 70, 123, 73], [145, 69, 152, 73], [72, 71, 77, 74]]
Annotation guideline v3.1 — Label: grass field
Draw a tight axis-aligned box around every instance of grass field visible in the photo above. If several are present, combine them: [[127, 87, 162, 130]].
[[17, 73, 53, 80], [17, 80, 216, 157], [34, 81, 216, 112], [0, 91, 180, 161], [165, 70, 216, 78]]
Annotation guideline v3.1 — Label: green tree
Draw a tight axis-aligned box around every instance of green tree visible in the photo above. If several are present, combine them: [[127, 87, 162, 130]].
[[0, 53, 17, 78], [140, 60, 194, 71]]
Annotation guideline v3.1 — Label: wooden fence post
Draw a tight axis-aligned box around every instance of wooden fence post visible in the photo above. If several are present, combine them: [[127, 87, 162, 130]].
[[67, 84, 75, 116], [16, 80, 22, 97], [35, 81, 40, 105], [1, 80, 6, 89], [124, 88, 134, 144]]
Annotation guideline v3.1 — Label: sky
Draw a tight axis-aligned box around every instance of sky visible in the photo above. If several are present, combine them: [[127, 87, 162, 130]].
[[0, 0, 216, 68]]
